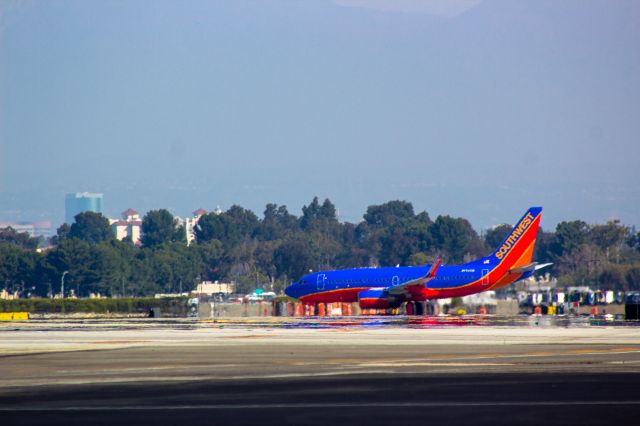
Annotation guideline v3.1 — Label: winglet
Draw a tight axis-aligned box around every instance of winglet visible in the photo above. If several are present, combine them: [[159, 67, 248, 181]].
[[535, 262, 553, 271], [509, 262, 553, 274]]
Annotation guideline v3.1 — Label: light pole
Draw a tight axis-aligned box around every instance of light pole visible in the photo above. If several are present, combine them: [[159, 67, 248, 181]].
[[61, 271, 69, 299]]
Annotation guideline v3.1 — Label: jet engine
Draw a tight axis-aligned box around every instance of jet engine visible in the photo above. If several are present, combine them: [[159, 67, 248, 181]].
[[358, 288, 400, 309]]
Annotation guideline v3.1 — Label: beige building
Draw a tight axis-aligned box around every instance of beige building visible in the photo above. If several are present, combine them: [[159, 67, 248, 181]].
[[195, 281, 235, 295], [110, 208, 142, 245], [0, 288, 18, 300]]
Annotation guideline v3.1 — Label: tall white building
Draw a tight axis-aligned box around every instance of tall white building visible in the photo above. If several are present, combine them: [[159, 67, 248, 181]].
[[183, 208, 207, 245]]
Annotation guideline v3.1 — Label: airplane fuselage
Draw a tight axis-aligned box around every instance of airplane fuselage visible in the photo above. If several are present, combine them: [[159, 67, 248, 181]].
[[285, 264, 532, 305], [285, 207, 545, 309]]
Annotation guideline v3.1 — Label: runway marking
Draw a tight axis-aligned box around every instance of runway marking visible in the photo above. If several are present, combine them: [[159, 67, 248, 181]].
[[358, 362, 515, 367], [3, 401, 640, 411], [54, 364, 244, 374], [0, 370, 395, 388], [224, 335, 269, 339], [291, 347, 640, 368]]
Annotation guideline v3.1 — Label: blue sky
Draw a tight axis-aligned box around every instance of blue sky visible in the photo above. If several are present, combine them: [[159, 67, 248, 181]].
[[1, 0, 639, 230]]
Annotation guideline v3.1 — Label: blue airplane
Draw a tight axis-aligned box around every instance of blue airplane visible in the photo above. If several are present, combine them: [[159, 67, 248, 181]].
[[284, 207, 552, 309]]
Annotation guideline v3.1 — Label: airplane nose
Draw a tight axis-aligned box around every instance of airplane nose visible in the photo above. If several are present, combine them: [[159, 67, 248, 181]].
[[284, 284, 295, 298]]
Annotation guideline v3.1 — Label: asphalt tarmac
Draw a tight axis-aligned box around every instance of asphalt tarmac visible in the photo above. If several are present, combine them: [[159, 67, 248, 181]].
[[2, 317, 640, 425]]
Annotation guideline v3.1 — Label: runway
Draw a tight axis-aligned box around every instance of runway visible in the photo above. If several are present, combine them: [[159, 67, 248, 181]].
[[2, 317, 640, 425]]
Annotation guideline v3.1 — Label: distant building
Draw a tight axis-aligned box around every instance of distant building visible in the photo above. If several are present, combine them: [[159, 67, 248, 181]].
[[182, 208, 208, 245], [65, 192, 103, 224], [194, 281, 235, 296], [110, 208, 142, 245], [0, 288, 19, 300], [0, 220, 52, 239]]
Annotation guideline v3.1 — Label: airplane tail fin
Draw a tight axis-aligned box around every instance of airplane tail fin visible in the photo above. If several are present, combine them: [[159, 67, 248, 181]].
[[488, 207, 543, 270]]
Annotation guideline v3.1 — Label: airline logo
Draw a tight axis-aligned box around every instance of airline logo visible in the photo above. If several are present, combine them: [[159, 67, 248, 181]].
[[495, 212, 535, 260]]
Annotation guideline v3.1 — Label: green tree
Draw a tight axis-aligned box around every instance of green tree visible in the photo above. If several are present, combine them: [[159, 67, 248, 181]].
[[195, 212, 239, 247], [430, 215, 478, 263], [69, 211, 113, 244], [301, 197, 339, 236], [51, 223, 71, 245], [589, 220, 628, 262], [254, 240, 279, 283], [485, 224, 512, 249], [363, 200, 416, 228], [0, 243, 37, 294], [379, 218, 431, 266], [45, 238, 94, 296], [533, 228, 555, 264], [141, 209, 185, 247], [197, 239, 225, 280], [599, 264, 626, 291], [225, 205, 259, 240], [274, 238, 315, 280], [91, 239, 137, 297], [258, 204, 298, 241], [549, 221, 589, 258], [300, 196, 322, 230], [626, 266, 640, 291], [354, 221, 383, 265], [333, 222, 372, 268], [628, 230, 640, 253], [407, 252, 431, 266]]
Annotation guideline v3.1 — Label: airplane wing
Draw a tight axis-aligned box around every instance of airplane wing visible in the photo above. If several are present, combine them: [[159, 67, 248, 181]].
[[509, 262, 553, 274], [388, 259, 441, 296]]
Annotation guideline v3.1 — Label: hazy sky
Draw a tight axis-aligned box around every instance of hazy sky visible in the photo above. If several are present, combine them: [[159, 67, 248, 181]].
[[1, 0, 639, 231]]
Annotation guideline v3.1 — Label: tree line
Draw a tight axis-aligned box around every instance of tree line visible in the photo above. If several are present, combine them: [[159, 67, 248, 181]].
[[1, 198, 640, 297]]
